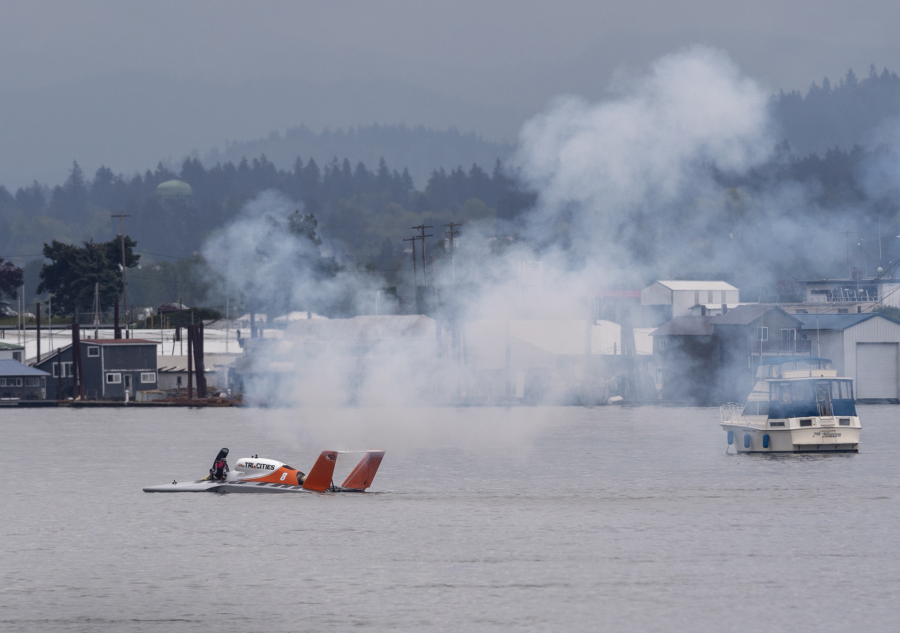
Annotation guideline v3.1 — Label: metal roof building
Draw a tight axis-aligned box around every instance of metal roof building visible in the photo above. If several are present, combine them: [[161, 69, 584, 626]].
[[0, 341, 25, 362], [797, 313, 900, 401], [641, 280, 740, 325], [0, 359, 50, 400]]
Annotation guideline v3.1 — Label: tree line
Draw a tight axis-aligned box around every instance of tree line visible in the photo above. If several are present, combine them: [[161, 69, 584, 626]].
[[0, 154, 534, 314]]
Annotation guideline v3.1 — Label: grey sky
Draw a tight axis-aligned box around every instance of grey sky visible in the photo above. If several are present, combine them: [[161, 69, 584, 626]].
[[1, 0, 899, 188]]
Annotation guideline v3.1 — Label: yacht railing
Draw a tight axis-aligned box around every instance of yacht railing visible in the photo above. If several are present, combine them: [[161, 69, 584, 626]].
[[720, 402, 744, 424]]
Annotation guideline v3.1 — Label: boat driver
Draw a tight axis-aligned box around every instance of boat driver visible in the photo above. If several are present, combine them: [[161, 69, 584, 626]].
[[210, 448, 230, 481]]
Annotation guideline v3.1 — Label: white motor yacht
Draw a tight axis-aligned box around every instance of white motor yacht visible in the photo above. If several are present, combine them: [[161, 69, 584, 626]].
[[720, 357, 860, 453]]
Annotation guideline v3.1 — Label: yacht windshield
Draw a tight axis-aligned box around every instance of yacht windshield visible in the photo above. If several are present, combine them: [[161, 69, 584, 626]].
[[768, 379, 855, 419]]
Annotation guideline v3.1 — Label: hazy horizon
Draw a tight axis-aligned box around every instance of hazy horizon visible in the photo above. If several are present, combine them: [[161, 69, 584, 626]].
[[2, 1, 900, 188]]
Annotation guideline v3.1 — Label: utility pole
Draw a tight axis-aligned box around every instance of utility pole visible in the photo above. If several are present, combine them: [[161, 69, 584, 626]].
[[403, 235, 420, 285], [443, 222, 462, 283], [842, 230, 856, 278], [111, 211, 132, 327], [411, 225, 433, 285], [878, 219, 883, 268]]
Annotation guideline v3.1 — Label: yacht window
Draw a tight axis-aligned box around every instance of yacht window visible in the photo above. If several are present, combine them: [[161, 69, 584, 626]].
[[839, 381, 853, 400], [769, 421, 785, 427], [758, 401, 769, 415], [771, 382, 792, 403], [792, 381, 815, 402], [800, 419, 813, 427], [839, 418, 851, 426], [830, 381, 842, 400]]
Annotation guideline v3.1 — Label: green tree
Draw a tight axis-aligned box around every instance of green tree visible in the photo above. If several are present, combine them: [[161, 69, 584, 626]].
[[37, 237, 140, 316], [874, 305, 900, 323], [0, 257, 24, 300]]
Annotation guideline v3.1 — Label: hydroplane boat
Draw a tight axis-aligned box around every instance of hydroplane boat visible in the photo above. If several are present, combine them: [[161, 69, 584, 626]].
[[143, 450, 385, 493], [720, 357, 861, 453]]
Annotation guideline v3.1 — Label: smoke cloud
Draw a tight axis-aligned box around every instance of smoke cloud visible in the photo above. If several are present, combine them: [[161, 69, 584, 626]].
[[202, 47, 897, 447]]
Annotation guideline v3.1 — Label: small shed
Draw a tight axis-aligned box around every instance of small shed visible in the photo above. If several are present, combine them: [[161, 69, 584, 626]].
[[0, 359, 49, 400], [0, 342, 25, 362], [797, 313, 900, 402], [157, 353, 238, 392]]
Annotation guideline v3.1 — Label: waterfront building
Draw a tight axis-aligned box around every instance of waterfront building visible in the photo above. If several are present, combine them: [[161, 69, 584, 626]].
[[797, 313, 900, 402], [35, 339, 158, 401], [0, 341, 25, 362], [651, 305, 807, 404], [641, 280, 739, 326], [0, 359, 49, 400]]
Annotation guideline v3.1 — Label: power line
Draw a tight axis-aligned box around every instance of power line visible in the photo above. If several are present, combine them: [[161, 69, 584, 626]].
[[136, 250, 200, 261]]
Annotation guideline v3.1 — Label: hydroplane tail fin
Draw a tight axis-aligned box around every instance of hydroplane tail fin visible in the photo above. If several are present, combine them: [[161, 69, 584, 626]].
[[302, 450, 338, 491], [341, 450, 385, 491]]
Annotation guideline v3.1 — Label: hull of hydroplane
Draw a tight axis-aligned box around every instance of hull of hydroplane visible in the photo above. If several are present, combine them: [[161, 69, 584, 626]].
[[143, 450, 384, 493], [143, 481, 313, 493]]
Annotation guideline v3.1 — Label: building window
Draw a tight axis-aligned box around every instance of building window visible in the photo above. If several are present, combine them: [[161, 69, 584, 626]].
[[13, 351, 22, 362], [15, 378, 22, 387], [757, 327, 768, 341], [25, 377, 38, 387], [176, 376, 182, 386], [87, 346, 99, 357], [0, 378, 6, 387], [41, 377, 46, 388], [659, 338, 668, 351], [140, 372, 156, 384], [106, 373, 122, 384], [52, 363, 59, 377], [780, 329, 796, 341], [61, 362, 73, 378]]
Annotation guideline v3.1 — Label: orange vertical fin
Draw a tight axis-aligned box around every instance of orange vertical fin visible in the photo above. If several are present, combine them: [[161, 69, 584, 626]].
[[341, 450, 385, 491], [302, 451, 338, 491]]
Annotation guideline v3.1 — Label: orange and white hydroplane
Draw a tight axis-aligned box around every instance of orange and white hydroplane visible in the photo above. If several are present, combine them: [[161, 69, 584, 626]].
[[143, 450, 385, 494]]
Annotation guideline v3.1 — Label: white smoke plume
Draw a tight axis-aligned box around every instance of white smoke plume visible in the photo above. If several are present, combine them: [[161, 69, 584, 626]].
[[201, 47, 895, 449]]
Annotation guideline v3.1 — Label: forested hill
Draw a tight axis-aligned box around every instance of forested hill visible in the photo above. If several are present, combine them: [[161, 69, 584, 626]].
[[205, 124, 514, 189], [0, 156, 534, 272], [770, 66, 900, 155]]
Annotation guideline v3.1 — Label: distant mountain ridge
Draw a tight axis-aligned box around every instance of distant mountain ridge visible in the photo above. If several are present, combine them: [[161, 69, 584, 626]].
[[203, 124, 515, 189]]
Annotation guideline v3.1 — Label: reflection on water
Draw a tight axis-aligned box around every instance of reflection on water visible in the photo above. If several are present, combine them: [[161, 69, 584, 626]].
[[0, 405, 897, 632]]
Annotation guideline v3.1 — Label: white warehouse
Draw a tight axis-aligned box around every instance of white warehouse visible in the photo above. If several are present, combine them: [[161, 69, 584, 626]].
[[797, 313, 900, 402], [641, 280, 740, 326]]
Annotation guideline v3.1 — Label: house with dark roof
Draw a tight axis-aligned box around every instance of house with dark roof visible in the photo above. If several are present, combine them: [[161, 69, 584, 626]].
[[797, 312, 900, 402], [651, 305, 806, 404], [0, 359, 50, 400], [34, 339, 158, 400]]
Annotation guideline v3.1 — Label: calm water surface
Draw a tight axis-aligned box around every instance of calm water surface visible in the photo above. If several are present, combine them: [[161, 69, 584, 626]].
[[1, 405, 898, 632]]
